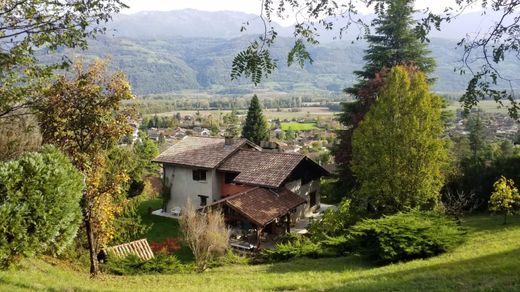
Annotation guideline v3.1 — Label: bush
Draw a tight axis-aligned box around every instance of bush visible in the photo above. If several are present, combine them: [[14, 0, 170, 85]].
[[262, 236, 333, 262], [0, 146, 84, 268], [350, 211, 465, 263], [111, 195, 151, 245], [308, 198, 356, 240], [209, 250, 250, 267], [319, 235, 352, 255], [104, 252, 189, 275], [180, 203, 229, 272]]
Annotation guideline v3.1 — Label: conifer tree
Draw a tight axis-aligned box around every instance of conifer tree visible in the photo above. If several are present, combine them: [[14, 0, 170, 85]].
[[351, 66, 447, 214], [242, 95, 269, 145], [336, 0, 436, 192]]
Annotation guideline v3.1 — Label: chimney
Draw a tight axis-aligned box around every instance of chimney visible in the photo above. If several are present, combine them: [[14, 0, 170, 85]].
[[224, 136, 234, 146], [260, 141, 280, 152]]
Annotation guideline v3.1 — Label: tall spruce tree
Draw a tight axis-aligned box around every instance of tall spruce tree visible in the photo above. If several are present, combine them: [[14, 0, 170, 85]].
[[336, 0, 436, 192], [346, 0, 436, 96], [242, 95, 269, 145], [351, 66, 447, 214]]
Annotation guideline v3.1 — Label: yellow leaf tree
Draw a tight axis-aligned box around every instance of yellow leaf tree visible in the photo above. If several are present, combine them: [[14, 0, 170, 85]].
[[489, 176, 520, 225], [36, 59, 135, 276], [351, 66, 448, 215]]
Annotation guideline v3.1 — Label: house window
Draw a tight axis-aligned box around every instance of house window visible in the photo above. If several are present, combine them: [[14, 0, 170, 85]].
[[198, 195, 208, 206], [224, 172, 238, 184], [192, 169, 207, 181]]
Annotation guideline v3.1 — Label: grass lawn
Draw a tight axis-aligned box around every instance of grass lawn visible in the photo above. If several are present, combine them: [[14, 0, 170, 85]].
[[137, 198, 193, 262], [1, 215, 520, 291], [281, 122, 318, 131]]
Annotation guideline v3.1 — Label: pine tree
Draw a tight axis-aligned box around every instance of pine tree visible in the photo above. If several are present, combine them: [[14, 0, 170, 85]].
[[241, 95, 269, 145], [346, 0, 435, 96], [336, 0, 436, 193], [466, 110, 486, 161], [351, 66, 447, 214]]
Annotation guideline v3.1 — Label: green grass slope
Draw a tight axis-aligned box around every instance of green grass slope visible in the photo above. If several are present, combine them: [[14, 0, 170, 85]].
[[1, 215, 519, 291]]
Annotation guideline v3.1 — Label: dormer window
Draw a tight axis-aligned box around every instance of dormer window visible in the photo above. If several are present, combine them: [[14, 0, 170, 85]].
[[192, 169, 207, 181]]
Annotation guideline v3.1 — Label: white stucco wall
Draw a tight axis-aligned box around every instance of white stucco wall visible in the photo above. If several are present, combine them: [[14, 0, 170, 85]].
[[284, 178, 320, 221], [163, 165, 221, 212]]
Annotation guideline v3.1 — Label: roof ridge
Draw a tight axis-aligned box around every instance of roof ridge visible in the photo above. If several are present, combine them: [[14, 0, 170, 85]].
[[238, 148, 305, 156], [185, 136, 243, 140]]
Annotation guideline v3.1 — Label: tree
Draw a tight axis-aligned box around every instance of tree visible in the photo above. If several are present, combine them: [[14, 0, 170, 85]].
[[223, 109, 241, 138], [0, 115, 42, 161], [336, 0, 436, 193], [351, 66, 447, 214], [0, 0, 127, 118], [35, 59, 135, 276], [134, 138, 160, 175], [233, 1, 520, 119], [242, 95, 269, 144], [0, 146, 83, 268], [179, 203, 229, 273], [466, 111, 487, 161], [489, 176, 520, 225], [346, 0, 435, 96]]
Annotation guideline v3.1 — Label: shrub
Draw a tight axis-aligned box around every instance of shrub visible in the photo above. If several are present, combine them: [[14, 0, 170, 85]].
[[0, 146, 84, 268], [149, 237, 181, 254], [319, 235, 352, 255], [209, 250, 250, 267], [308, 198, 356, 240], [111, 195, 151, 245], [489, 176, 520, 224], [262, 236, 333, 262], [350, 211, 465, 263], [104, 252, 189, 275], [180, 202, 229, 272]]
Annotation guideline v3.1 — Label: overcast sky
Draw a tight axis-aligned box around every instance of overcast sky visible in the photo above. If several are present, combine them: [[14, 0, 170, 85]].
[[122, 0, 482, 25]]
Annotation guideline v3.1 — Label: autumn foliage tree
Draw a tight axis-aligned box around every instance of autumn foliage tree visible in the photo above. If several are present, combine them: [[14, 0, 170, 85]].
[[489, 176, 520, 225], [0, 0, 127, 118], [36, 59, 135, 275], [335, 0, 436, 195], [351, 66, 447, 214]]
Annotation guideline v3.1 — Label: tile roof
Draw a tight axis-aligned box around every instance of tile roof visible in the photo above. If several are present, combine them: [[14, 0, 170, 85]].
[[153, 136, 248, 169], [218, 150, 306, 188], [217, 187, 307, 227]]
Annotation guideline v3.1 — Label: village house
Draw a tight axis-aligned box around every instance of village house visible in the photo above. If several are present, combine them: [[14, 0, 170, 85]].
[[153, 136, 329, 249]]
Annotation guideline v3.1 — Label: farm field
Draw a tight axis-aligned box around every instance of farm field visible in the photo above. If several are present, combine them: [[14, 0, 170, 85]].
[[147, 100, 512, 120], [1, 215, 519, 291], [446, 100, 511, 114], [152, 107, 337, 119], [281, 122, 318, 131]]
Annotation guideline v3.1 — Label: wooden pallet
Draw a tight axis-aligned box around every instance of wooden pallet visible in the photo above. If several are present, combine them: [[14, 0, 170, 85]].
[[107, 238, 154, 261]]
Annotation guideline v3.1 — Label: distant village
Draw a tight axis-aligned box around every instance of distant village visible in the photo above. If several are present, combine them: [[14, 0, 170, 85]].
[[137, 110, 339, 166]]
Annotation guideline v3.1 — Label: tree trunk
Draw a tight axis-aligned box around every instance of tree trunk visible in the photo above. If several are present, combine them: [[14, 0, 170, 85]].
[[85, 217, 99, 276], [503, 211, 508, 225]]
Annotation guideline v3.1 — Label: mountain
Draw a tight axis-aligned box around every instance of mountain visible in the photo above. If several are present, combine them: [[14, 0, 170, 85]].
[[108, 9, 291, 39], [43, 9, 520, 96]]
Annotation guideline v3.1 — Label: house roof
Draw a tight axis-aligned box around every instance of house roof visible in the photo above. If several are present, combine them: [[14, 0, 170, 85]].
[[211, 187, 307, 227], [217, 150, 307, 188], [153, 137, 329, 186], [153, 136, 251, 169]]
